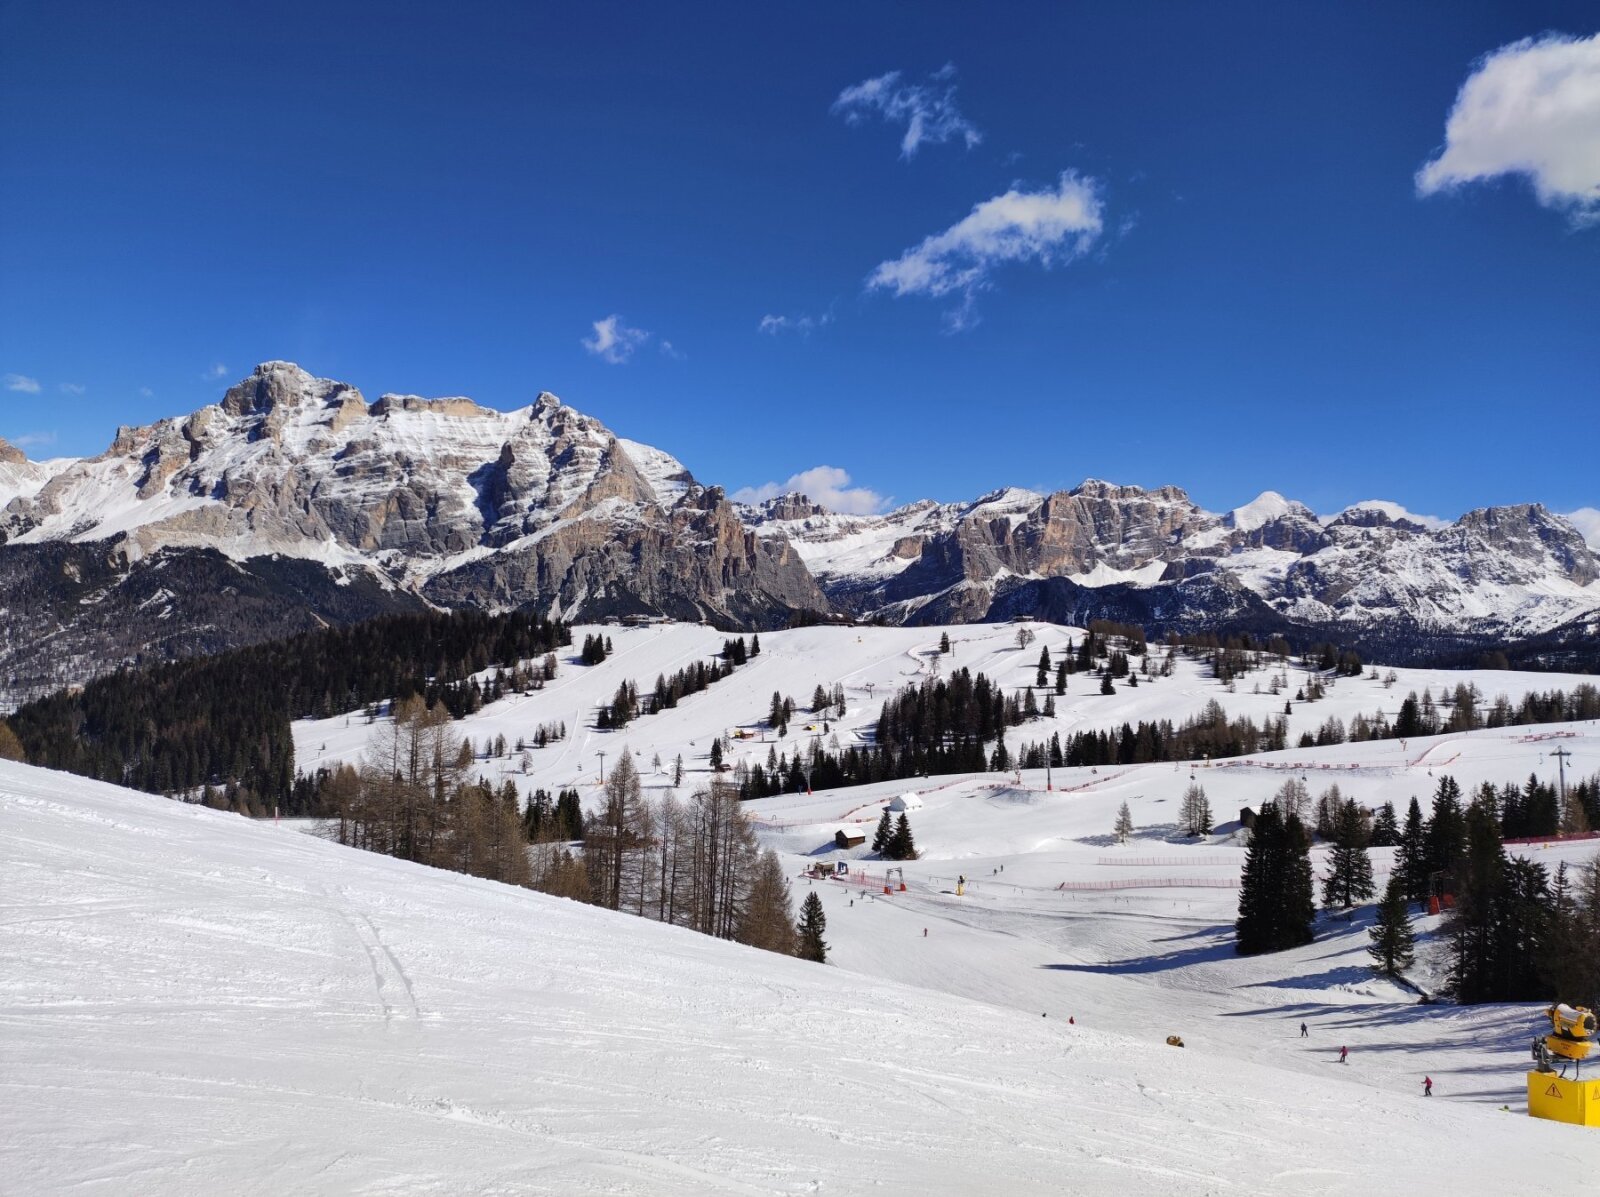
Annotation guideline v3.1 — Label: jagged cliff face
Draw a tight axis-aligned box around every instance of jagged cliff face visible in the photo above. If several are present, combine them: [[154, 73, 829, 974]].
[[0, 363, 827, 702], [741, 480, 1600, 643], [3, 360, 1598, 702]]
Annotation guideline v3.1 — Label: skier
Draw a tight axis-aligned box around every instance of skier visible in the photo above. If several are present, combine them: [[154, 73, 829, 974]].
[[1423, 1076, 1433, 1097], [922, 927, 927, 938], [1338, 1045, 1349, 1065], [1300, 1022, 1308, 1038]]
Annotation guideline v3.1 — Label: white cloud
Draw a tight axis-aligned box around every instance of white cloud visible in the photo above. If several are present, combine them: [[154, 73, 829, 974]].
[[1417, 33, 1600, 225], [4, 373, 41, 394], [732, 466, 890, 516], [658, 340, 685, 360], [11, 431, 57, 449], [58, 382, 85, 396], [581, 314, 651, 364], [867, 171, 1104, 329], [1565, 507, 1600, 549], [139, 386, 154, 398], [832, 64, 982, 159], [202, 363, 229, 380], [758, 311, 834, 336]]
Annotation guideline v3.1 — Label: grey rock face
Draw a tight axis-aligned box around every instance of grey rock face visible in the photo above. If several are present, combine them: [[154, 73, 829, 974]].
[[0, 364, 829, 696], [747, 479, 1600, 642]]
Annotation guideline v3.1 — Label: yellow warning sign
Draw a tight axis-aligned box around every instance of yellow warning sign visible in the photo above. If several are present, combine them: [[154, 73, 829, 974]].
[[1528, 1071, 1600, 1126]]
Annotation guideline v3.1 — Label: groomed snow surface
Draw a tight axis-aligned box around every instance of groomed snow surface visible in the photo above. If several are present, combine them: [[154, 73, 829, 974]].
[[7, 621, 1600, 1193]]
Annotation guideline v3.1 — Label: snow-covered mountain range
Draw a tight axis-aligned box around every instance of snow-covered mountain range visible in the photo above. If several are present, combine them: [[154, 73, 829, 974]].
[[1, 360, 1597, 701], [739, 480, 1600, 651]]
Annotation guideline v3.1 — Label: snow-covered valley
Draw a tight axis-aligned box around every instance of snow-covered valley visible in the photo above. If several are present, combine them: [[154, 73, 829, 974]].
[[5, 621, 1600, 1191]]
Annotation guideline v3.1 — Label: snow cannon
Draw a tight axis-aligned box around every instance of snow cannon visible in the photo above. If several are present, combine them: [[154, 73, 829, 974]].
[[1529, 1006, 1600, 1126], [1545, 1005, 1598, 1064]]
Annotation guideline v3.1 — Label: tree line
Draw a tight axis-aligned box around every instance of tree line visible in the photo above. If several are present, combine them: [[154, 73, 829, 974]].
[[1234, 771, 1600, 1010], [4, 610, 569, 809], [318, 698, 828, 962]]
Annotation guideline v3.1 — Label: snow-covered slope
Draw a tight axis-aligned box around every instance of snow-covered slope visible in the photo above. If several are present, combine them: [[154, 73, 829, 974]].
[[5, 758, 1597, 1195]]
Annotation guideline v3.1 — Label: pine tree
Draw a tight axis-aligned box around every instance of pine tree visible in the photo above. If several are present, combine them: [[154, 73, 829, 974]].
[[1541, 857, 1600, 1010], [1236, 803, 1316, 955], [1370, 801, 1400, 848], [750, 634, 761, 657], [1037, 646, 1051, 687], [796, 891, 828, 962], [1424, 775, 1466, 883], [1396, 797, 1428, 901], [939, 632, 951, 654], [1368, 875, 1416, 977], [1284, 812, 1317, 941], [709, 739, 723, 770], [1100, 674, 1115, 696], [1114, 801, 1134, 845], [1322, 799, 1375, 909], [871, 808, 893, 855], [888, 813, 917, 861], [1180, 782, 1213, 837]]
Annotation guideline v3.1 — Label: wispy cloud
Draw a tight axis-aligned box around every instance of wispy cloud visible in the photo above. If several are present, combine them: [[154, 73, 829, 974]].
[[832, 64, 982, 160], [11, 431, 57, 449], [202, 363, 229, 380], [139, 386, 154, 398], [1566, 507, 1600, 550], [732, 466, 890, 516], [1417, 33, 1600, 226], [867, 170, 1105, 330], [658, 339, 685, 361], [4, 373, 41, 394], [758, 310, 835, 337], [58, 382, 85, 396], [581, 314, 651, 364]]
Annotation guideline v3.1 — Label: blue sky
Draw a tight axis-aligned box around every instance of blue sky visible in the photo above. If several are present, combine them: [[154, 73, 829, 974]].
[[2, 2, 1596, 520]]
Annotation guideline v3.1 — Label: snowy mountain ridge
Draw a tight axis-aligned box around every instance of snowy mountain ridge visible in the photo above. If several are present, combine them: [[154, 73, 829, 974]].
[[2, 362, 1597, 704], [739, 476, 1600, 643]]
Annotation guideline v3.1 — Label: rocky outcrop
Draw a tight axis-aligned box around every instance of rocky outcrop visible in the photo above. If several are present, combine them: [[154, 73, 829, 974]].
[[746, 480, 1600, 646], [0, 363, 831, 699], [4, 360, 1597, 695], [0, 438, 24, 466]]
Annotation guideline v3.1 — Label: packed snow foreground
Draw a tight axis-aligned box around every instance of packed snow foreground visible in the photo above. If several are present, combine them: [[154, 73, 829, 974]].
[[4, 759, 1598, 1194]]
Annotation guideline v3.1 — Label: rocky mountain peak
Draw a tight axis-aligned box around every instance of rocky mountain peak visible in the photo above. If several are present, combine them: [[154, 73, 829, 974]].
[[220, 361, 347, 418], [0, 437, 24, 466], [744, 493, 828, 523], [1069, 478, 1192, 506]]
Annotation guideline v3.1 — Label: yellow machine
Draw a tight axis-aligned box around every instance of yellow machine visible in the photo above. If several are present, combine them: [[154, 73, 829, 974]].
[[1544, 1004, 1598, 1063], [1529, 1004, 1600, 1127]]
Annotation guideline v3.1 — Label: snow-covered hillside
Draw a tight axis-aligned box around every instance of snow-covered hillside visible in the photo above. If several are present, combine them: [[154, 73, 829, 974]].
[[295, 620, 1600, 811], [5, 759, 1598, 1195], [288, 621, 1600, 1110]]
